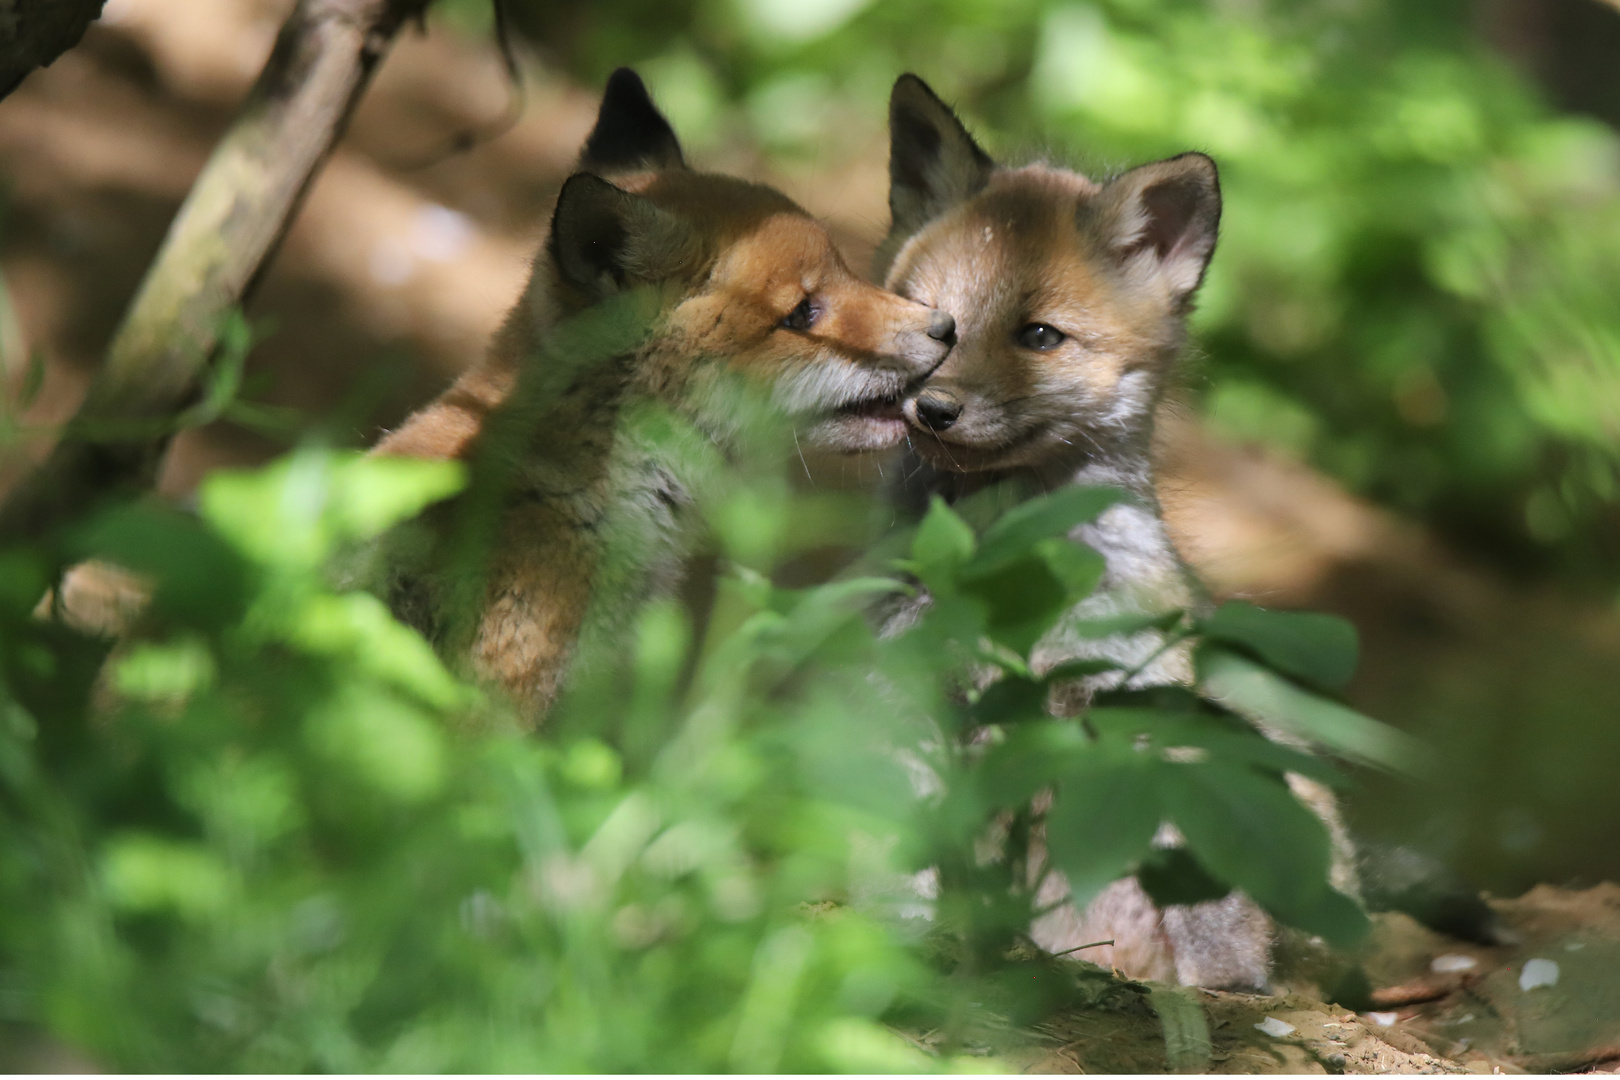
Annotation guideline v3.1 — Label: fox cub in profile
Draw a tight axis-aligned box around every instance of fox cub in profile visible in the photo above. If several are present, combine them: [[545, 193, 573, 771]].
[[372, 70, 955, 722], [876, 74, 1357, 991]]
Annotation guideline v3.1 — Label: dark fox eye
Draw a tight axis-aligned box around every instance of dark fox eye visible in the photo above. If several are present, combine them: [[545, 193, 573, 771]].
[[780, 297, 818, 332], [1016, 323, 1066, 350]]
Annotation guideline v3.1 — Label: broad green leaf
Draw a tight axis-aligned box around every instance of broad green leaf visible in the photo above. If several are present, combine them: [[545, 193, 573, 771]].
[[1160, 759, 1366, 945], [0, 549, 49, 616], [101, 834, 236, 919], [977, 720, 1090, 806], [1045, 743, 1162, 906], [1035, 536, 1106, 597], [1197, 646, 1422, 772], [1065, 609, 1186, 640], [306, 686, 448, 803], [910, 496, 976, 588], [289, 591, 469, 710], [1277, 882, 1372, 948], [113, 638, 215, 702], [1137, 847, 1230, 907], [969, 672, 1049, 728], [329, 454, 467, 543], [1161, 760, 1330, 899], [1198, 601, 1359, 693], [200, 450, 465, 570], [76, 504, 252, 629], [959, 552, 1072, 655], [964, 485, 1122, 580], [1087, 709, 1347, 788]]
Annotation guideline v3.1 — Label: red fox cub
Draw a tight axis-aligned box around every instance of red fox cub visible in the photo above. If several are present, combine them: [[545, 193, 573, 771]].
[[372, 70, 955, 722], [876, 74, 1355, 990]]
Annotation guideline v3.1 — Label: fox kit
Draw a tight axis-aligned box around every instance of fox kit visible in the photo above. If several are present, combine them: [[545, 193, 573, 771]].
[[876, 74, 1356, 990], [372, 70, 954, 722]]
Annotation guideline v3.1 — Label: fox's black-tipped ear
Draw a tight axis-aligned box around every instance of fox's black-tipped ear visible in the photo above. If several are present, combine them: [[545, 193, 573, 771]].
[[579, 68, 686, 172], [549, 173, 695, 299], [1095, 152, 1221, 309], [887, 74, 994, 240]]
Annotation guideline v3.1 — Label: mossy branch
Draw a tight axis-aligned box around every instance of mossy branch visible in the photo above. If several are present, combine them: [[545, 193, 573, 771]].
[[0, 0, 433, 544]]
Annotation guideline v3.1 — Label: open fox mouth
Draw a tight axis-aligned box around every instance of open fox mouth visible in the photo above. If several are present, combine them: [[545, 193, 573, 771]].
[[835, 392, 905, 422]]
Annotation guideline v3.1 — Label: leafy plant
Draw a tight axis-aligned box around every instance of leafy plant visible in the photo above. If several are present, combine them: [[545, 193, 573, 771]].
[[0, 428, 1397, 1069]]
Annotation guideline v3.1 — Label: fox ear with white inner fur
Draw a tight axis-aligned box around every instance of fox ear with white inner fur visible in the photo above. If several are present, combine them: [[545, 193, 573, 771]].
[[1094, 152, 1221, 310], [549, 173, 695, 300], [579, 67, 686, 173], [887, 74, 996, 242]]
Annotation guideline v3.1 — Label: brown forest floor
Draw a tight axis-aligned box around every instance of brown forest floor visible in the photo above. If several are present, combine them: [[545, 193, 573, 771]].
[[2, 1, 1620, 1072], [1001, 884, 1620, 1074]]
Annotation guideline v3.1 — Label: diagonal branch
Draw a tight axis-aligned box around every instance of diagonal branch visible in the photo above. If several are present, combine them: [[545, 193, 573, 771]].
[[0, 0, 433, 544]]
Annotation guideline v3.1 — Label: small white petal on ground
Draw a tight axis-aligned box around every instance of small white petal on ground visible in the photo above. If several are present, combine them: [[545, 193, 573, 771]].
[[1519, 957, 1560, 991], [1430, 954, 1478, 973], [1254, 1016, 1296, 1038]]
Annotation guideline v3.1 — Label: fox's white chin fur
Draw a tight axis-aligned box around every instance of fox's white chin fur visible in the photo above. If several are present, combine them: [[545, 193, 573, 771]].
[[775, 356, 921, 452]]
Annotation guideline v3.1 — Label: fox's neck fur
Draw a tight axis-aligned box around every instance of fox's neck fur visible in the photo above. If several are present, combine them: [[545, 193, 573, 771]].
[[907, 396, 1203, 693], [371, 270, 715, 717]]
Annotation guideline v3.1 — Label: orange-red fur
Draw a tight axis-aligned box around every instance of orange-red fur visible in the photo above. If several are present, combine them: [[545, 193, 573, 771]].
[[370, 72, 952, 722]]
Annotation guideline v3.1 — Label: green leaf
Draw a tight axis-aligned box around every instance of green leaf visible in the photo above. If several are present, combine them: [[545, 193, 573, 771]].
[[1087, 708, 1347, 789], [200, 449, 465, 570], [1160, 760, 1331, 896], [964, 485, 1122, 580], [329, 454, 467, 543], [1160, 759, 1366, 945], [1034, 536, 1106, 597], [1137, 847, 1230, 907], [76, 504, 252, 629], [16, 349, 45, 410], [101, 834, 236, 919], [1197, 646, 1422, 772], [909, 496, 975, 588], [1065, 609, 1186, 640], [1148, 985, 1213, 1074], [1045, 743, 1162, 907], [305, 686, 448, 803], [289, 591, 469, 710], [977, 720, 1090, 806], [1198, 601, 1359, 692], [969, 672, 1049, 728], [959, 552, 1072, 655]]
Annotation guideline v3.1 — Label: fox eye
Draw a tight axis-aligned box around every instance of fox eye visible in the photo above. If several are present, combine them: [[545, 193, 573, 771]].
[[780, 297, 819, 332], [1016, 323, 1066, 350]]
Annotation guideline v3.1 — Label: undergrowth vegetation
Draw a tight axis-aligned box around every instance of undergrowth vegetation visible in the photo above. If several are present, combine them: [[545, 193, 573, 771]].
[[0, 374, 1399, 1069]]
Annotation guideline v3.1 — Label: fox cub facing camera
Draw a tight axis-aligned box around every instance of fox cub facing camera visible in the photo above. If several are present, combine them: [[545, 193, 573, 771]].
[[371, 70, 955, 722], [876, 74, 1358, 991]]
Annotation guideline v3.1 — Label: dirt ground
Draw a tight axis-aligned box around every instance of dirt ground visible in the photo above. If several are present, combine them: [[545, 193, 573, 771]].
[[997, 884, 1620, 1073], [1, 2, 1619, 1071]]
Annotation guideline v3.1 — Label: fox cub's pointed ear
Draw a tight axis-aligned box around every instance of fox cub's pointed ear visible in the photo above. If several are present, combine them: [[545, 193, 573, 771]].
[[549, 173, 696, 299], [887, 74, 995, 239], [579, 68, 686, 172], [1096, 152, 1221, 308]]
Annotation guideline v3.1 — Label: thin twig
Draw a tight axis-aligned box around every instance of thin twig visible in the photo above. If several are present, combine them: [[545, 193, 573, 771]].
[[1050, 938, 1115, 957]]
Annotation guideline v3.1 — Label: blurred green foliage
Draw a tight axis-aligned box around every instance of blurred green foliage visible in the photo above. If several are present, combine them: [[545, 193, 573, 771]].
[[0, 423, 1388, 1067], [451, 0, 1620, 585]]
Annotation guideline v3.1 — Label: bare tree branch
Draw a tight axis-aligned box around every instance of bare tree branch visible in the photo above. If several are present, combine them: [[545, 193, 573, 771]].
[[0, 0, 433, 544], [0, 0, 108, 100]]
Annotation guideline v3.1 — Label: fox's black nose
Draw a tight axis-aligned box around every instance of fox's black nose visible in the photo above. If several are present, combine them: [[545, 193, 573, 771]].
[[912, 389, 963, 431], [926, 311, 956, 347]]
